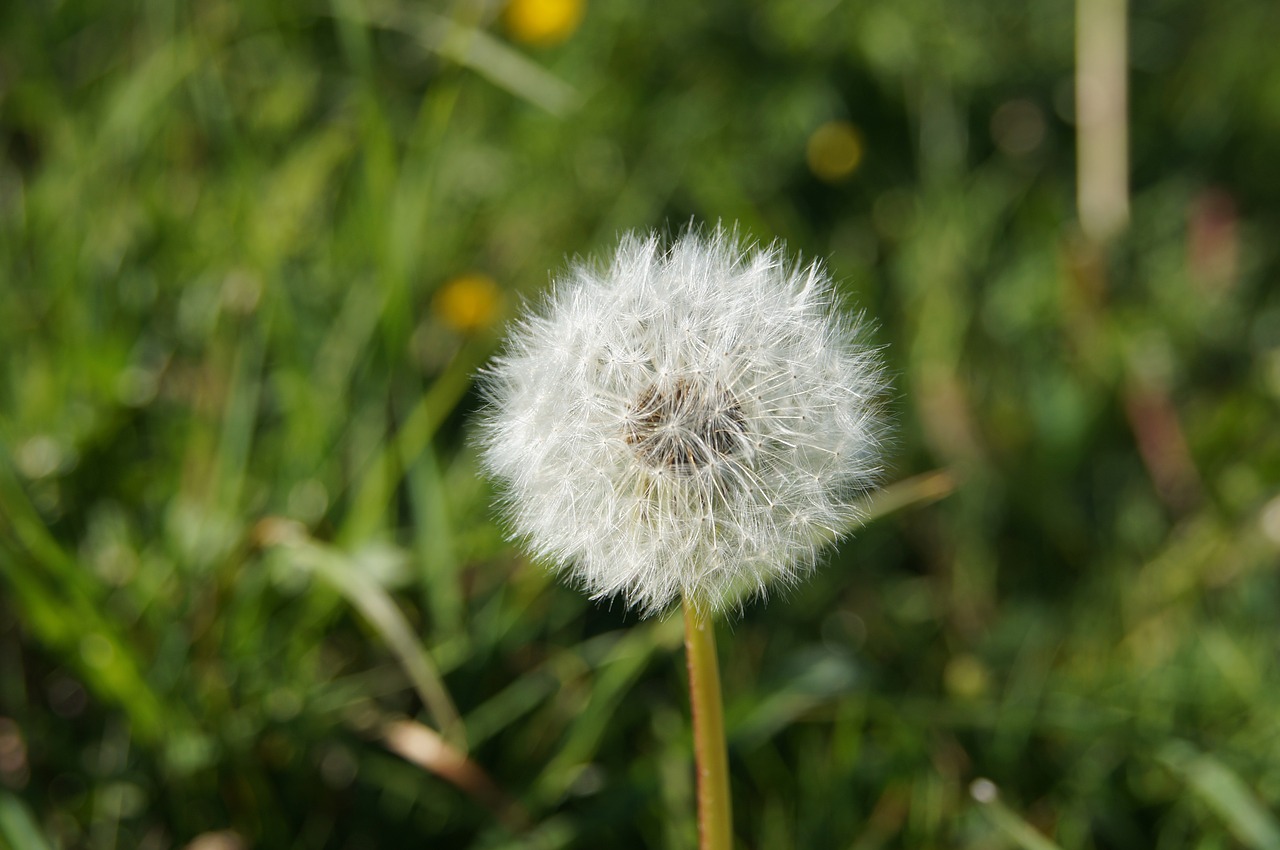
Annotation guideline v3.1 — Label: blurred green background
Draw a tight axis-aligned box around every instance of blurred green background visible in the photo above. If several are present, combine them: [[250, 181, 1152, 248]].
[[3, 0, 1280, 847]]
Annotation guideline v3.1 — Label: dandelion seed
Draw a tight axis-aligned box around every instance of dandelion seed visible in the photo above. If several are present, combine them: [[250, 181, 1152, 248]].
[[478, 225, 886, 615]]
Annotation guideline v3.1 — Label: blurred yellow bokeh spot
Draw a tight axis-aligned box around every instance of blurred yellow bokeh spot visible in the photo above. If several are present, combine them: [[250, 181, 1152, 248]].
[[943, 654, 991, 700], [806, 121, 864, 183], [504, 0, 585, 46], [433, 273, 502, 333]]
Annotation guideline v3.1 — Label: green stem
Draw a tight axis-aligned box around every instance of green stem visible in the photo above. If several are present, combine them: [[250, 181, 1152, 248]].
[[683, 597, 732, 850]]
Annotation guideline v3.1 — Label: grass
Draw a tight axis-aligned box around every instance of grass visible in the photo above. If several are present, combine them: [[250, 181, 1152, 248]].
[[2, 0, 1280, 847]]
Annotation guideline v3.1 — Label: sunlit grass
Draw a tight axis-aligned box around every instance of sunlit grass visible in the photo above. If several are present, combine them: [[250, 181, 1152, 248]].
[[2, 0, 1279, 848]]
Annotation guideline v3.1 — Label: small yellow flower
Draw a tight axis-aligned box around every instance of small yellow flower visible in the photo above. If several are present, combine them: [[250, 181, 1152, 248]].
[[806, 121, 864, 183], [503, 0, 584, 46], [433, 274, 502, 333]]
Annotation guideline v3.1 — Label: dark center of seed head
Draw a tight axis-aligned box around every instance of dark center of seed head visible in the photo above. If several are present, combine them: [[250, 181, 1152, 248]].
[[625, 378, 748, 475]]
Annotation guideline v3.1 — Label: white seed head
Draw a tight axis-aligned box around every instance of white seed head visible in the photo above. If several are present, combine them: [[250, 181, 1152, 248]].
[[477, 226, 886, 616]]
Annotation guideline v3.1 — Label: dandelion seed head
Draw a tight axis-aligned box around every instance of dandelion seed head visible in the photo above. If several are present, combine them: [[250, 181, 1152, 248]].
[[477, 226, 887, 615]]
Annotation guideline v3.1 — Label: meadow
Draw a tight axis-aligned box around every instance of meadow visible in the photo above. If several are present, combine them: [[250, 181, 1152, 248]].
[[2, 0, 1280, 847]]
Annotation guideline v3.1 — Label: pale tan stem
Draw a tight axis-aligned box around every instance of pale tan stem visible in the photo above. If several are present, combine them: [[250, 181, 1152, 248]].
[[1076, 0, 1130, 242]]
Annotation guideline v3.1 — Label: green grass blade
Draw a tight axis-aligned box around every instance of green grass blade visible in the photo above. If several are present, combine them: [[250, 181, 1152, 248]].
[[970, 779, 1065, 850], [0, 792, 54, 850], [341, 337, 490, 544], [1160, 742, 1280, 850], [263, 524, 466, 750]]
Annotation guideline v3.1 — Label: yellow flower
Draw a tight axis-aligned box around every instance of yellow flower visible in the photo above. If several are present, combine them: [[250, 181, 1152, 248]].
[[433, 274, 502, 333], [806, 121, 864, 183], [504, 0, 584, 46]]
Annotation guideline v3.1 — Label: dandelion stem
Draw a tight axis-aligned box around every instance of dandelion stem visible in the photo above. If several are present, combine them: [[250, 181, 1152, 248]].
[[684, 596, 732, 850]]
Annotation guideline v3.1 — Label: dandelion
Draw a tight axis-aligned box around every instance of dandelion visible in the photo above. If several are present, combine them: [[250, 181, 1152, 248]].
[[478, 225, 886, 848], [479, 226, 885, 616]]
